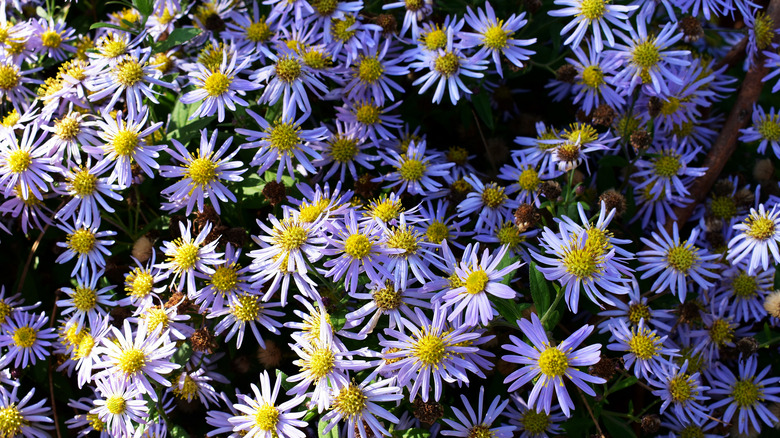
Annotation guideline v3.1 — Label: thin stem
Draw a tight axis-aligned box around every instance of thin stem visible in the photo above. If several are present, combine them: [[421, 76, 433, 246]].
[[577, 387, 605, 438], [540, 285, 564, 327]]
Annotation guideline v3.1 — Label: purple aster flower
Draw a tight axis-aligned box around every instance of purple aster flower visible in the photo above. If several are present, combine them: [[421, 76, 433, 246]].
[[632, 141, 707, 199], [229, 370, 307, 438], [156, 219, 224, 297], [740, 104, 780, 158], [57, 270, 116, 333], [0, 121, 58, 201], [344, 278, 429, 339], [120, 252, 169, 310], [727, 203, 780, 274], [376, 212, 439, 289], [548, 0, 637, 52], [0, 59, 40, 111], [689, 299, 748, 362], [410, 27, 488, 105], [40, 110, 101, 164], [179, 46, 259, 123], [381, 306, 482, 402], [374, 139, 454, 196], [321, 369, 403, 438], [678, 0, 731, 20], [343, 30, 409, 105], [382, 0, 433, 39], [460, 2, 536, 77], [549, 123, 618, 173], [93, 319, 180, 401], [442, 387, 516, 438], [223, 1, 279, 55], [335, 99, 403, 145], [85, 109, 165, 189], [322, 209, 400, 294], [193, 244, 254, 313], [55, 219, 117, 278], [502, 313, 605, 417], [0, 386, 53, 437], [597, 279, 673, 333], [649, 360, 711, 424], [91, 377, 149, 438], [310, 120, 378, 181], [715, 262, 774, 323], [606, 318, 678, 379], [87, 47, 175, 118], [160, 129, 246, 215], [607, 20, 691, 95], [238, 110, 328, 182], [457, 176, 519, 233], [0, 311, 56, 369], [504, 394, 566, 438], [566, 43, 626, 114], [637, 222, 721, 301], [252, 45, 328, 120], [442, 244, 522, 327], [30, 18, 76, 61], [417, 199, 471, 248], [55, 159, 123, 226], [709, 355, 780, 435], [210, 294, 284, 349]]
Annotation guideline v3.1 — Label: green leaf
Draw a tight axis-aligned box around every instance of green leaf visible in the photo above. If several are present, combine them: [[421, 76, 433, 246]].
[[133, 0, 154, 17], [397, 428, 431, 438], [240, 173, 267, 198], [490, 298, 530, 326], [529, 262, 552, 315], [609, 376, 638, 394], [603, 412, 637, 438], [276, 370, 296, 391], [497, 254, 521, 286], [171, 342, 193, 366], [318, 417, 339, 438], [265, 100, 283, 122], [169, 425, 191, 438], [472, 91, 495, 131], [154, 27, 202, 53]]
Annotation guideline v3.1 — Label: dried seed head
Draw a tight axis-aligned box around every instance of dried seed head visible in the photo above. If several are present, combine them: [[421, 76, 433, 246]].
[[679, 16, 703, 42], [599, 189, 626, 216], [556, 64, 577, 84], [630, 129, 651, 152], [262, 181, 287, 207], [540, 181, 562, 200], [591, 104, 616, 127]]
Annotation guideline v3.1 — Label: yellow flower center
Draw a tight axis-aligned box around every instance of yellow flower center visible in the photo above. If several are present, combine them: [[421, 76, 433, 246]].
[[254, 403, 279, 431], [2, 109, 19, 128], [268, 121, 301, 152], [67, 229, 97, 255], [275, 57, 302, 83], [405, 0, 425, 11], [563, 247, 600, 279], [198, 43, 226, 71], [312, 0, 338, 15], [232, 295, 261, 322], [666, 244, 696, 273], [101, 38, 127, 58], [12, 326, 36, 348], [86, 413, 105, 431], [328, 136, 359, 162], [70, 168, 98, 197], [302, 48, 332, 70], [680, 425, 704, 438], [40, 30, 62, 48], [115, 59, 145, 87], [118, 348, 146, 375], [0, 65, 20, 90], [424, 28, 447, 50], [465, 270, 489, 295], [172, 373, 199, 400], [497, 222, 523, 248], [355, 102, 381, 125], [73, 286, 97, 312], [628, 328, 660, 360], [580, 0, 606, 20], [331, 16, 357, 41], [467, 425, 495, 438], [745, 215, 776, 240], [708, 318, 734, 347], [398, 159, 427, 182], [171, 242, 199, 271], [434, 52, 460, 77], [386, 227, 420, 257], [580, 65, 604, 89], [298, 199, 330, 222], [246, 20, 272, 42], [357, 56, 384, 84], [481, 184, 507, 208], [276, 223, 309, 251], [373, 282, 403, 310], [146, 308, 169, 331], [187, 157, 218, 187], [483, 23, 510, 50], [344, 234, 372, 259], [538, 347, 569, 376], [334, 384, 367, 417], [521, 409, 550, 434], [426, 220, 450, 244], [127, 270, 154, 298], [210, 265, 240, 294], [113, 129, 140, 157], [368, 196, 403, 222], [0, 406, 26, 436], [0, 302, 10, 325], [518, 167, 541, 191], [654, 154, 682, 178], [711, 196, 737, 220], [757, 115, 780, 141], [204, 72, 232, 97], [55, 116, 81, 140], [628, 303, 650, 325], [75, 333, 95, 359], [306, 348, 335, 378], [6, 149, 31, 173], [732, 379, 761, 408], [754, 12, 775, 50], [668, 374, 693, 402], [732, 272, 757, 298], [632, 40, 661, 70], [413, 333, 447, 366], [106, 395, 126, 415]]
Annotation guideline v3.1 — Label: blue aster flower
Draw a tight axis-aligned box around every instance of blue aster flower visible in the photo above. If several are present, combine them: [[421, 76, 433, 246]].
[[442, 387, 516, 438], [649, 360, 711, 425], [460, 1, 536, 77], [502, 313, 605, 417], [503, 393, 565, 438], [548, 0, 637, 52], [606, 318, 678, 379], [566, 42, 626, 114], [708, 355, 780, 435], [739, 104, 780, 159], [632, 143, 707, 201], [457, 175, 518, 233], [343, 30, 409, 106], [374, 139, 454, 196], [727, 203, 780, 274]]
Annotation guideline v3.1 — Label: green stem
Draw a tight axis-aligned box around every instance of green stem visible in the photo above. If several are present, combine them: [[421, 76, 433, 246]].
[[540, 285, 564, 327]]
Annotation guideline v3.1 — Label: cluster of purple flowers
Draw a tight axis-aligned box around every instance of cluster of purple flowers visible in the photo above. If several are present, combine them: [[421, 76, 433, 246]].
[[0, 0, 777, 437]]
